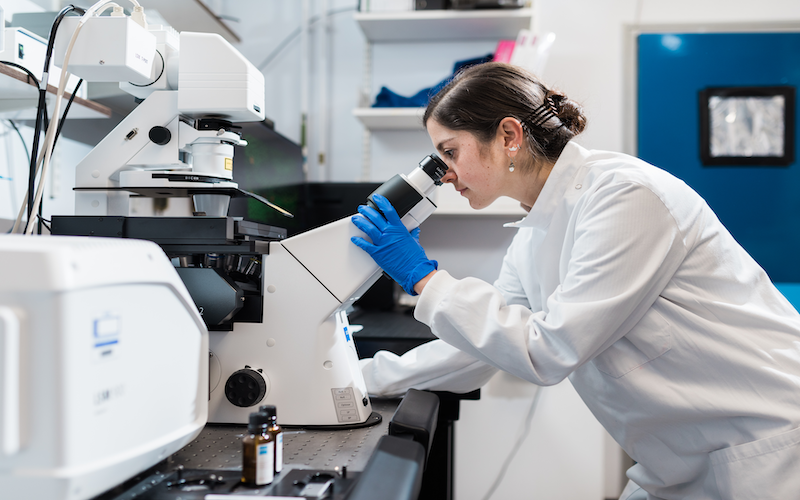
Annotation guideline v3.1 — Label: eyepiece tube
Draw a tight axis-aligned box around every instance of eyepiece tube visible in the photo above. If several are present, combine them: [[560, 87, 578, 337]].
[[366, 154, 447, 228], [419, 153, 448, 186]]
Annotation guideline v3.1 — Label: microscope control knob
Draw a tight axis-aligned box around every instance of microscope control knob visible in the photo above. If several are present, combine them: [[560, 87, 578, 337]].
[[148, 126, 172, 146], [225, 368, 267, 407]]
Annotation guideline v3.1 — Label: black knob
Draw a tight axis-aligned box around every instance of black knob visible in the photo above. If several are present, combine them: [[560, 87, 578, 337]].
[[148, 126, 171, 145], [225, 368, 267, 407]]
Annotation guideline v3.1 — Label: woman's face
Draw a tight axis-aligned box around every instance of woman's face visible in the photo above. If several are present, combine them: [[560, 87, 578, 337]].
[[427, 119, 508, 210]]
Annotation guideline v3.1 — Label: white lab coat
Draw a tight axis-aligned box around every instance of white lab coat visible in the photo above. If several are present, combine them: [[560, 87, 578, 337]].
[[359, 141, 800, 499]]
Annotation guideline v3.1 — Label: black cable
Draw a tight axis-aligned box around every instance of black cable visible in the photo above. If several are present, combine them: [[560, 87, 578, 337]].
[[257, 6, 357, 70], [127, 50, 165, 87], [43, 5, 87, 75], [37, 190, 44, 234], [0, 60, 47, 152], [37, 215, 52, 233], [0, 60, 43, 222], [53, 78, 83, 149], [0, 60, 41, 87], [28, 4, 85, 225], [28, 84, 47, 223]]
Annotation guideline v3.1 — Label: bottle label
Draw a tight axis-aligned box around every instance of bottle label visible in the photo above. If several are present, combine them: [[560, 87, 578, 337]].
[[276, 432, 283, 473], [256, 441, 275, 485]]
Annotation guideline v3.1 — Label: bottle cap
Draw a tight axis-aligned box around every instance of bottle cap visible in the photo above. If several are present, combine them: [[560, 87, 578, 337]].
[[259, 405, 277, 419], [248, 410, 270, 433]]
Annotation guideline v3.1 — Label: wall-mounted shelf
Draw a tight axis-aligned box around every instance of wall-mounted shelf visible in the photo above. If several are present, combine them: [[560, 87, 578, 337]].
[[353, 107, 425, 130], [354, 8, 534, 216], [354, 8, 533, 42], [0, 64, 112, 120]]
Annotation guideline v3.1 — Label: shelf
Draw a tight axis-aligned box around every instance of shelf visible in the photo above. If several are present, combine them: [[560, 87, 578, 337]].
[[353, 107, 425, 130], [354, 8, 533, 42], [0, 64, 112, 120]]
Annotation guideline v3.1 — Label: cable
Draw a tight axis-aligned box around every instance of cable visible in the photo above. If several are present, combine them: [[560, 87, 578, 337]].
[[36, 215, 52, 233], [257, 5, 357, 70], [14, 0, 144, 234], [0, 60, 41, 87], [23, 0, 143, 234], [15, 5, 84, 234], [53, 78, 83, 148], [480, 387, 543, 500], [126, 49, 164, 87]]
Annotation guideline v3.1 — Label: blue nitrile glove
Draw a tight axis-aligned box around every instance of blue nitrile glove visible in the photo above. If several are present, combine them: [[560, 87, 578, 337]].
[[351, 194, 438, 296]]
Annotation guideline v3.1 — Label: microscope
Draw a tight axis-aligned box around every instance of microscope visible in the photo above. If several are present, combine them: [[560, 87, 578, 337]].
[[49, 12, 449, 426]]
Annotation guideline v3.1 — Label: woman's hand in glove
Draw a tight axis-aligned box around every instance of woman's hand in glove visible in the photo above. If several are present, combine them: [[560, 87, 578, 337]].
[[351, 194, 437, 296]]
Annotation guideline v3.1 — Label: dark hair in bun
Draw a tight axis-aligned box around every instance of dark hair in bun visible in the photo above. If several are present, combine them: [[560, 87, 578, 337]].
[[423, 62, 586, 166]]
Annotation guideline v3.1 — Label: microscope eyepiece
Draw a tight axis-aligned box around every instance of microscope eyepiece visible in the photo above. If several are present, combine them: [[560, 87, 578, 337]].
[[366, 154, 447, 221], [419, 154, 448, 186]]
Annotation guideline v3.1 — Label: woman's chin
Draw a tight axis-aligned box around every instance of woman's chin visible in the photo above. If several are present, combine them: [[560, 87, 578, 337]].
[[467, 198, 489, 210]]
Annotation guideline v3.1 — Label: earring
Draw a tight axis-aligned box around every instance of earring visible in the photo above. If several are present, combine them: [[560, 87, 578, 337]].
[[508, 145, 519, 171]]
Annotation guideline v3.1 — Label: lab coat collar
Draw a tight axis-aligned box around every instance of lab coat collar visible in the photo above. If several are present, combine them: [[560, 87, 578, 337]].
[[504, 141, 590, 229]]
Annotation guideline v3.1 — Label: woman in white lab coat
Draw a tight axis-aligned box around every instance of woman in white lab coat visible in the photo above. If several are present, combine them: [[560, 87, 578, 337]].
[[351, 62, 800, 500]]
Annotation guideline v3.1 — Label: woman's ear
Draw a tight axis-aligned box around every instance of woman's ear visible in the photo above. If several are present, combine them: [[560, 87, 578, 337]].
[[498, 117, 524, 151]]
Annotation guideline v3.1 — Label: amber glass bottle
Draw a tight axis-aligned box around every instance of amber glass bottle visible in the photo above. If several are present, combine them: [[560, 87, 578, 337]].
[[260, 405, 283, 474], [241, 411, 274, 486]]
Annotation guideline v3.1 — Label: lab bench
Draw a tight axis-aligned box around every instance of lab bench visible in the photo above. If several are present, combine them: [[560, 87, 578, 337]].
[[90, 397, 419, 500], [86, 308, 477, 500]]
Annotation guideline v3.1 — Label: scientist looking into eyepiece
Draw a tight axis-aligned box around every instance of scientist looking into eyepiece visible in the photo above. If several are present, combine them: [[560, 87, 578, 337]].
[[351, 62, 800, 500]]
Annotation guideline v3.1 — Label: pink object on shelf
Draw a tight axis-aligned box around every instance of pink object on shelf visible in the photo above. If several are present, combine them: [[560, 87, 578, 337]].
[[492, 40, 516, 63]]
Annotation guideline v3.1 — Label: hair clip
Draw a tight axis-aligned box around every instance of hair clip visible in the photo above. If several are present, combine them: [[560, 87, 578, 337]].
[[524, 101, 558, 129]]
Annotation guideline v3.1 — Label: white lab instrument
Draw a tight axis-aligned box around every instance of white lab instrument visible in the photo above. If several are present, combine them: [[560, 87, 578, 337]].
[[0, 27, 86, 116], [48, 10, 448, 427], [0, 235, 208, 500], [208, 158, 446, 426], [52, 16, 265, 217]]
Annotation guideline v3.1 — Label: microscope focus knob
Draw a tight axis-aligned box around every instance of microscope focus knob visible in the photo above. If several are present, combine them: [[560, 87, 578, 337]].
[[148, 126, 172, 145], [225, 368, 267, 407]]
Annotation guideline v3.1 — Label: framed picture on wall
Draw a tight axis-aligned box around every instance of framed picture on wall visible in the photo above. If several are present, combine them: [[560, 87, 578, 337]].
[[699, 86, 795, 166]]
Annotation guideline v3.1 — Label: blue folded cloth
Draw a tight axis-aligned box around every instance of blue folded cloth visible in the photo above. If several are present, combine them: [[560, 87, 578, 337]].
[[372, 53, 494, 108]]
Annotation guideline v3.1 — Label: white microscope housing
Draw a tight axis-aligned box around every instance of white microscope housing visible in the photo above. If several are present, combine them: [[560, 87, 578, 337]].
[[50, 11, 449, 428], [207, 155, 448, 426], [53, 16, 265, 217]]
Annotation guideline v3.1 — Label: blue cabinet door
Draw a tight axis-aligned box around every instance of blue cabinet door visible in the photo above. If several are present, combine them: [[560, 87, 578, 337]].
[[637, 32, 800, 282]]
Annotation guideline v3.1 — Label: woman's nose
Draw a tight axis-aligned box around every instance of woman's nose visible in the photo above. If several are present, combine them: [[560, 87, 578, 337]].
[[440, 168, 457, 184]]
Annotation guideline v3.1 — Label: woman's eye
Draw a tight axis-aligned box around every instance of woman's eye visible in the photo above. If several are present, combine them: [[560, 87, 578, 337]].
[[444, 150, 454, 158]]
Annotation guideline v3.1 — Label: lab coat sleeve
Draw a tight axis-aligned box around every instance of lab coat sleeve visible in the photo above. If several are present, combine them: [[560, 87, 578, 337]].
[[414, 181, 689, 386], [493, 238, 532, 308], [358, 339, 499, 398], [357, 244, 522, 398]]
